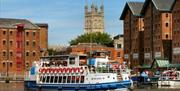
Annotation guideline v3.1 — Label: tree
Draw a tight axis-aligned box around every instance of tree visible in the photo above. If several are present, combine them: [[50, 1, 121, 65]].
[[69, 32, 113, 47], [47, 48, 58, 55]]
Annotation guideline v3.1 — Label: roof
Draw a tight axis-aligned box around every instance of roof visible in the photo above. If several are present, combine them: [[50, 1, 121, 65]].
[[113, 34, 123, 39], [153, 59, 180, 68], [141, 0, 175, 15], [0, 18, 39, 29], [135, 64, 151, 69], [35, 23, 48, 28], [156, 59, 169, 68], [152, 0, 175, 11], [120, 2, 144, 20], [169, 64, 180, 68]]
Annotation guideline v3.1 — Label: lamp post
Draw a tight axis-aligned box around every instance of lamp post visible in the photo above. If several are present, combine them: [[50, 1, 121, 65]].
[[5, 60, 10, 83], [5, 28, 10, 83]]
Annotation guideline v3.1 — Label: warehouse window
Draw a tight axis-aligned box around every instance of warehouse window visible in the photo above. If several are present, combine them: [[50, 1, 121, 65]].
[[3, 40, 6, 45], [117, 52, 121, 57], [32, 41, 36, 47], [166, 23, 168, 27], [26, 41, 29, 46], [3, 31, 6, 35], [26, 52, 29, 56], [3, 62, 5, 67], [10, 41, 13, 46], [166, 34, 168, 39], [33, 52, 36, 57], [26, 32, 29, 36], [166, 14, 168, 17], [10, 51, 13, 56], [3, 51, 6, 56], [10, 63, 12, 67], [10, 31, 13, 35], [32, 32, 36, 37]]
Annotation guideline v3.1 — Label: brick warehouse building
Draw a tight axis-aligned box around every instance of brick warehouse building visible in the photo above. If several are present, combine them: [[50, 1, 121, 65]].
[[172, 0, 180, 63], [141, 0, 174, 66], [0, 18, 48, 79], [67, 43, 124, 64], [36, 23, 49, 56], [120, 2, 144, 68], [120, 0, 176, 68]]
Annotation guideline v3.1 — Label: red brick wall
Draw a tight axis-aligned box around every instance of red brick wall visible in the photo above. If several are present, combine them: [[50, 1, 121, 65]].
[[0, 28, 41, 75], [143, 1, 153, 65], [123, 9, 131, 66], [172, 0, 180, 63], [69, 46, 123, 64]]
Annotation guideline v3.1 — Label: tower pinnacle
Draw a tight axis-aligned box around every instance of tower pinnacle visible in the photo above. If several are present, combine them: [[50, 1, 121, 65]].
[[84, 0, 105, 33]]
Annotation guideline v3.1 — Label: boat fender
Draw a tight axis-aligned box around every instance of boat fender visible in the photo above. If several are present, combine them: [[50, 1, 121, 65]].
[[80, 67, 84, 74]]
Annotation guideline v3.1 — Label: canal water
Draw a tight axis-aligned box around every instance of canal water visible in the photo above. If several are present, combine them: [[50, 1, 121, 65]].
[[0, 82, 180, 91]]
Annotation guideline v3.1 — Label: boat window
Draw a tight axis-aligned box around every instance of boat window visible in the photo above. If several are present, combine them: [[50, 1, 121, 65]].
[[67, 76, 71, 83], [76, 76, 80, 83], [71, 76, 75, 83], [50, 76, 54, 83], [63, 61, 67, 66], [63, 76, 67, 83], [58, 76, 62, 83], [80, 76, 84, 83], [46, 76, 50, 83], [42, 76, 46, 83], [42, 63, 45, 67], [39, 76, 43, 82], [54, 76, 58, 83], [69, 57, 75, 65], [79, 56, 87, 66], [177, 73, 179, 77]]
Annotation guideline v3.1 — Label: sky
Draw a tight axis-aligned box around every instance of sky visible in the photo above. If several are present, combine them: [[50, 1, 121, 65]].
[[0, 0, 144, 46]]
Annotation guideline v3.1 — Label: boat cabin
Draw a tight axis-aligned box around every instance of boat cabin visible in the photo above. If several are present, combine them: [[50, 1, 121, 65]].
[[37, 54, 88, 84], [40, 54, 87, 67], [88, 51, 110, 68]]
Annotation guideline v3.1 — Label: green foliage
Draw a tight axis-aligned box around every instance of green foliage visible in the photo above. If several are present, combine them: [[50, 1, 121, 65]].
[[69, 32, 113, 47], [47, 48, 58, 55]]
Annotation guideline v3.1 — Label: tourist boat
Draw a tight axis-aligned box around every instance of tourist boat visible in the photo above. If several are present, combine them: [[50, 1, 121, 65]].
[[24, 52, 133, 90], [158, 69, 180, 86]]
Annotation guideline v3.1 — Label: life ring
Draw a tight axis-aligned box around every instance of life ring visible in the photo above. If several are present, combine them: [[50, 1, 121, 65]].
[[47, 68, 51, 73], [69, 68, 72, 73], [55, 68, 59, 73], [52, 68, 56, 73], [41, 68, 45, 73], [58, 68, 62, 73], [44, 68, 48, 73]]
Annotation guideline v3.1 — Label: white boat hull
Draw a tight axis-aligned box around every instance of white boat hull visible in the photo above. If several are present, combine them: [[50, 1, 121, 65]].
[[158, 80, 180, 86], [24, 80, 132, 90]]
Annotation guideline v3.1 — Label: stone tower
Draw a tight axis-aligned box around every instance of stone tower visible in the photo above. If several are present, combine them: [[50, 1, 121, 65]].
[[84, 0, 105, 33]]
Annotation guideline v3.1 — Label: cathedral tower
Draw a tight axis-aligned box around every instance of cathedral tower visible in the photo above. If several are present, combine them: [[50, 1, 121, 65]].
[[84, 0, 105, 33]]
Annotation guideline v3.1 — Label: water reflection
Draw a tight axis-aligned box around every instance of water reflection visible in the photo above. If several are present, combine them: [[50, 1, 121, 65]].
[[0, 82, 180, 91], [0, 82, 24, 91], [136, 85, 180, 91]]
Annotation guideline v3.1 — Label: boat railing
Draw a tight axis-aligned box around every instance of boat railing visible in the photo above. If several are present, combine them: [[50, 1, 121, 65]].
[[0, 72, 24, 81], [37, 73, 85, 84]]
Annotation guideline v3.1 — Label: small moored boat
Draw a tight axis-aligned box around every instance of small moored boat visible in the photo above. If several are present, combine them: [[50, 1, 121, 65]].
[[158, 69, 180, 86]]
